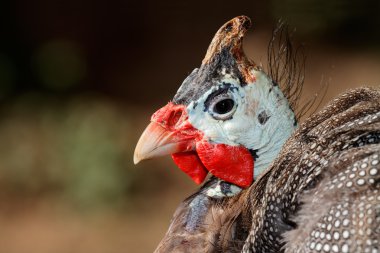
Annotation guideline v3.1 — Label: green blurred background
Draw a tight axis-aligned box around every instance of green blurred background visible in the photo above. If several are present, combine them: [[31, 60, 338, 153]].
[[0, 0, 379, 252]]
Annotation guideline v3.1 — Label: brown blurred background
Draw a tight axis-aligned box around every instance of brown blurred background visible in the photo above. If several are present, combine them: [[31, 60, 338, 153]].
[[0, 0, 379, 252]]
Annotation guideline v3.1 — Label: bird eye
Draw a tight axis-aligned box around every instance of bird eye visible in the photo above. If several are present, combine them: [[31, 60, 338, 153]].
[[214, 99, 234, 114], [209, 95, 237, 120]]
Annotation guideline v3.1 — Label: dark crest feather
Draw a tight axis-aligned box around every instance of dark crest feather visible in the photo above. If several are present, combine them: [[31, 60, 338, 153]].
[[267, 20, 328, 120]]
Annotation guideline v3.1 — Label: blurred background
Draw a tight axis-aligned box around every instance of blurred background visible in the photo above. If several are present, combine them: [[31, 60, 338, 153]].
[[0, 0, 379, 252]]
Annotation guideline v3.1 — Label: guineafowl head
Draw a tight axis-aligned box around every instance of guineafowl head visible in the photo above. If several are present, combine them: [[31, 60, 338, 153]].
[[134, 16, 297, 188]]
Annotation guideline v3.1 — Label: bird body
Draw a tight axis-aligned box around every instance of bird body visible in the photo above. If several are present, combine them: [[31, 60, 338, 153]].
[[134, 16, 380, 252], [244, 87, 380, 252], [152, 87, 380, 253]]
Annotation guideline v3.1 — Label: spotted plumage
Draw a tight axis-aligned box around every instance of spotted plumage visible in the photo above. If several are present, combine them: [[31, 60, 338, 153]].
[[244, 87, 380, 253]]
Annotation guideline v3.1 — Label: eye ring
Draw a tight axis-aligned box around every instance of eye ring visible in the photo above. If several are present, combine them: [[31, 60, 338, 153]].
[[209, 94, 237, 120]]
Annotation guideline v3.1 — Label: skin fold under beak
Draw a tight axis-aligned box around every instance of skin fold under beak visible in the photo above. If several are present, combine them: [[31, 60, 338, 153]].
[[133, 121, 196, 164]]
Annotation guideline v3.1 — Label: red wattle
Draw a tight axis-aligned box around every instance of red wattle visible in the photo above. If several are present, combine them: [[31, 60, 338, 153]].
[[172, 152, 208, 184], [195, 140, 254, 188]]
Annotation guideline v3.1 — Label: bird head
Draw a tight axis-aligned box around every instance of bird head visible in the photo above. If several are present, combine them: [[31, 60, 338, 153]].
[[134, 16, 297, 188]]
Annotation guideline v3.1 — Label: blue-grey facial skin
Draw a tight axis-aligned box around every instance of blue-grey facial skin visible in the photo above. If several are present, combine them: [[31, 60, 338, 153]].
[[185, 68, 296, 179]]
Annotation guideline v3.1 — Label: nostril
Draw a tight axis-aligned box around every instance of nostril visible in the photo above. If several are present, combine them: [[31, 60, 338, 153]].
[[169, 110, 183, 127], [151, 102, 187, 128]]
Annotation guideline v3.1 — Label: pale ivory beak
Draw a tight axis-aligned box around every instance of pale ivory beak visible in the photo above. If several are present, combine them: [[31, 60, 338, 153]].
[[133, 122, 195, 164]]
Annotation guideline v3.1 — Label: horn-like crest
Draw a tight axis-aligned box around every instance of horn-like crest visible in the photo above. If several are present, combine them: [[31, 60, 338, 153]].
[[202, 15, 256, 83]]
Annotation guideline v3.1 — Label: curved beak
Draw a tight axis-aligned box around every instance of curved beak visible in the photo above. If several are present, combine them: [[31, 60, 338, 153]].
[[133, 122, 196, 164]]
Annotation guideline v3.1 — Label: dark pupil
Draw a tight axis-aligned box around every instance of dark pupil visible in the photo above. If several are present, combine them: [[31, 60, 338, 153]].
[[214, 99, 234, 114]]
